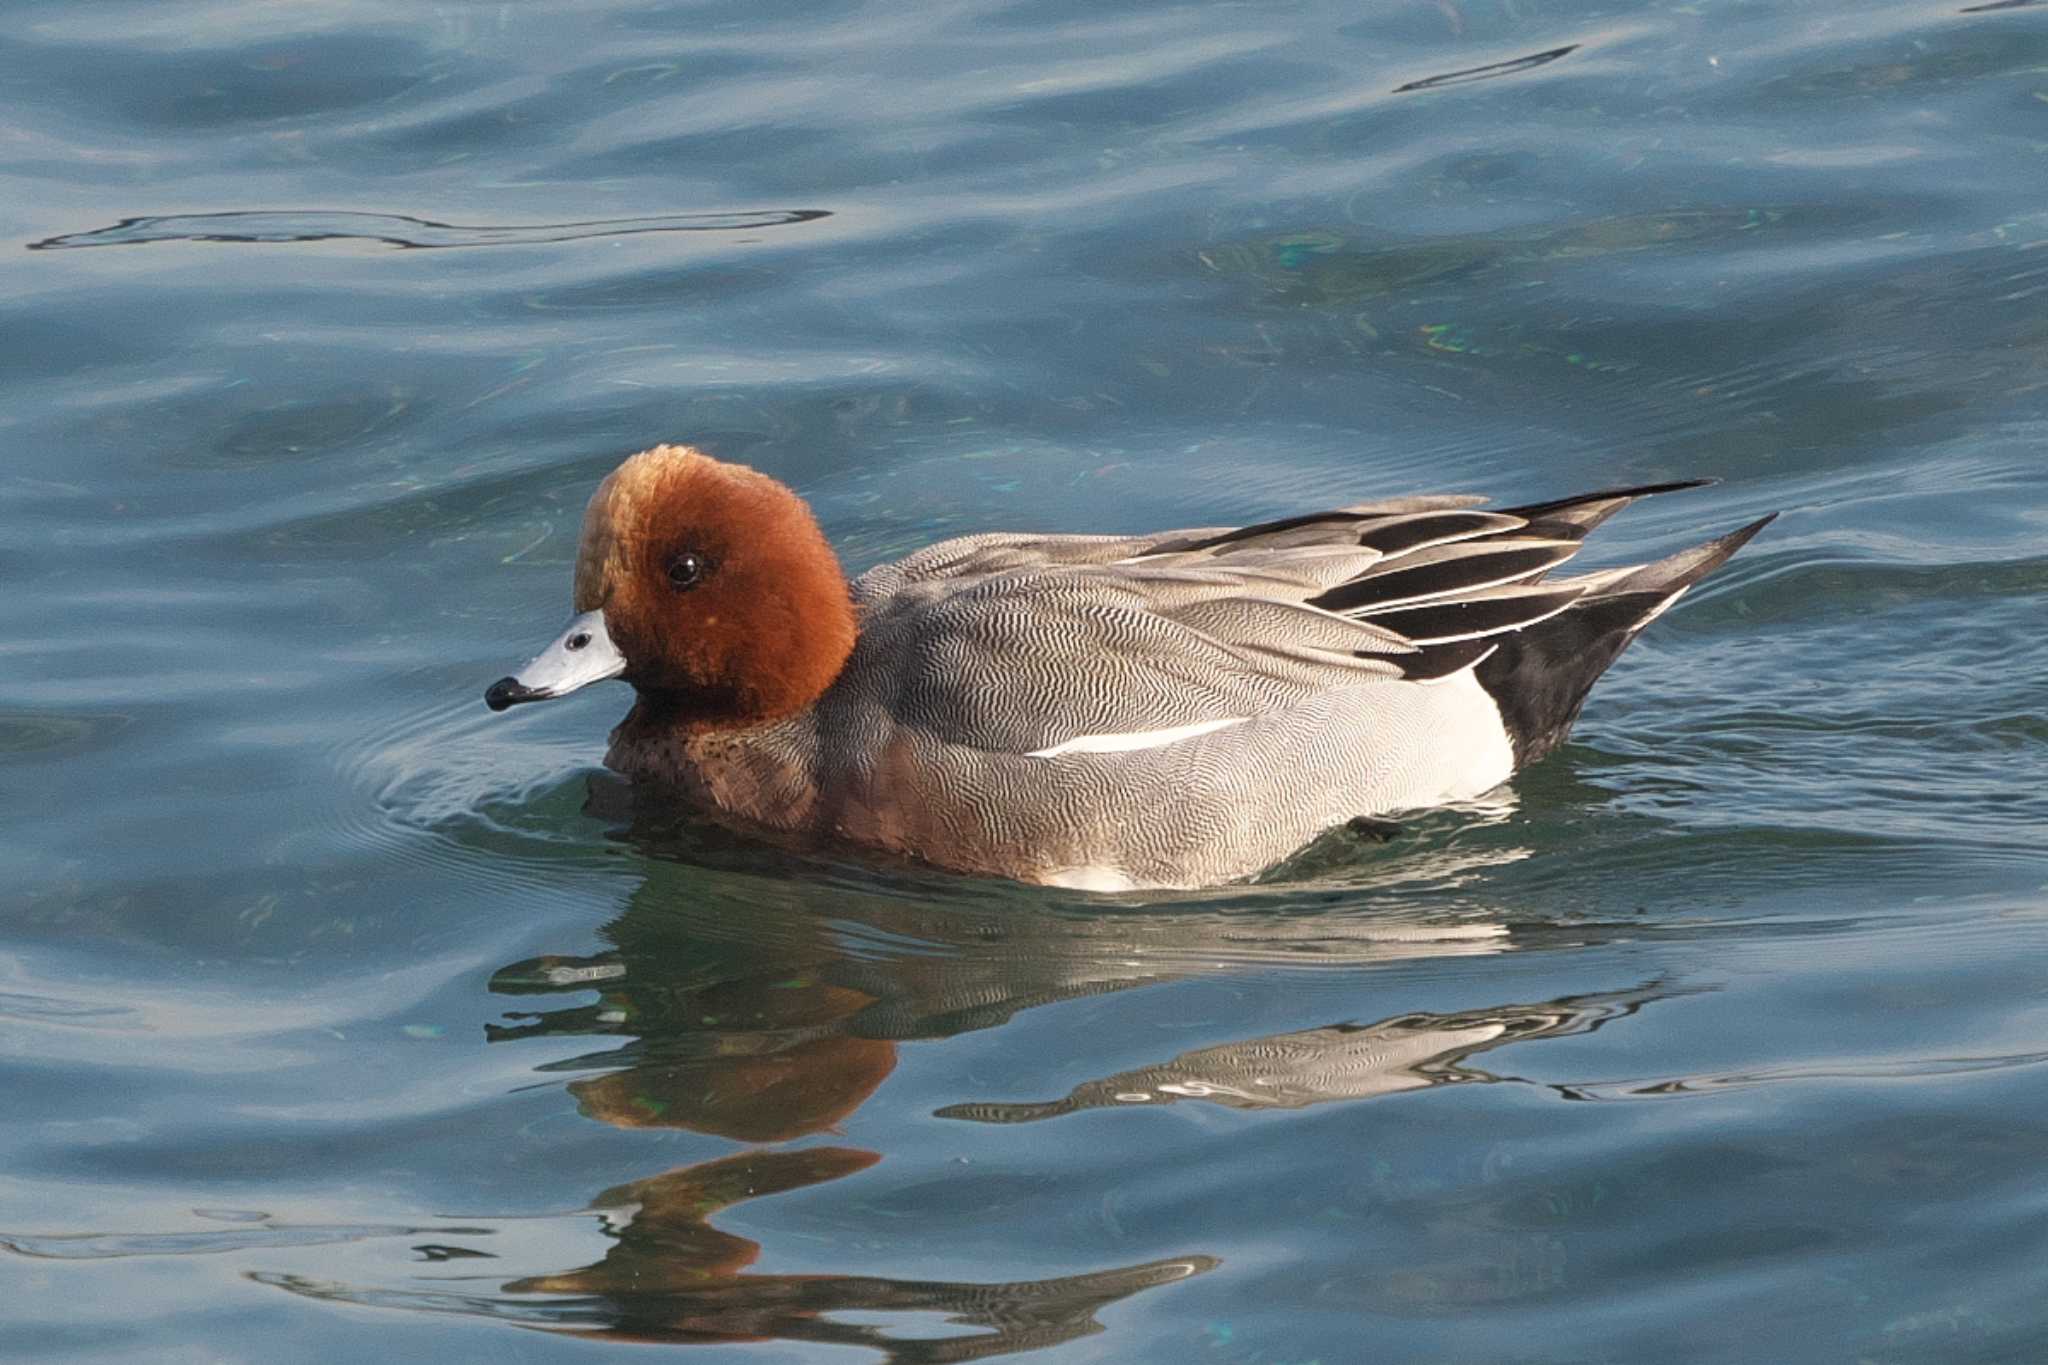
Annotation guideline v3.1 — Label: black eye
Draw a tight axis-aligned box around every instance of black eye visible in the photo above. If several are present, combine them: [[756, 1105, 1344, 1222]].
[[666, 551, 708, 590]]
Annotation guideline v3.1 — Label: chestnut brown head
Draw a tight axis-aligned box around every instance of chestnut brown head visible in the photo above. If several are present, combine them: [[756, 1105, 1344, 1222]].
[[485, 444, 856, 727]]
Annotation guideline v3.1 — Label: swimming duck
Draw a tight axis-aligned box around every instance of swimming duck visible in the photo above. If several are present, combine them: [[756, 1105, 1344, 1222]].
[[485, 444, 1772, 890]]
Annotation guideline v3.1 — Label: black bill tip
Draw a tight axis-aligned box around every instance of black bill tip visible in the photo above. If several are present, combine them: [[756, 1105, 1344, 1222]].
[[484, 677, 546, 711]]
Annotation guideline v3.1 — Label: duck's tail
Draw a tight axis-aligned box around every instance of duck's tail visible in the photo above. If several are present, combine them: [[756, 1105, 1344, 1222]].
[[1474, 494, 1776, 765]]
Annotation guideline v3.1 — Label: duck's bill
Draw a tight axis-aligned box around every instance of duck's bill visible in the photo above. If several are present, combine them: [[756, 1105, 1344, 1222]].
[[485, 609, 626, 711]]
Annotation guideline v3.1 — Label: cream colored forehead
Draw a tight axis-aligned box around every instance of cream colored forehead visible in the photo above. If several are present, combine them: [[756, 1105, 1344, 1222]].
[[572, 444, 703, 611]]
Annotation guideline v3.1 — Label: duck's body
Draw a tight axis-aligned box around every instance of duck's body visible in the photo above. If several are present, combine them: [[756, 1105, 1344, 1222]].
[[487, 445, 1772, 890]]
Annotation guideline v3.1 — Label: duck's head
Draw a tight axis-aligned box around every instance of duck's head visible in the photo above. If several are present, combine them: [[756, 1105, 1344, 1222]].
[[484, 444, 856, 727]]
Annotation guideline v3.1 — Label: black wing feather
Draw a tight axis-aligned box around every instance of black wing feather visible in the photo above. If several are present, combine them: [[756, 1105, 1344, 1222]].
[[1151, 511, 1371, 555], [1351, 510, 1526, 557], [1363, 586, 1586, 645], [1311, 541, 1580, 614], [1500, 480, 1714, 530], [1389, 639, 1499, 682]]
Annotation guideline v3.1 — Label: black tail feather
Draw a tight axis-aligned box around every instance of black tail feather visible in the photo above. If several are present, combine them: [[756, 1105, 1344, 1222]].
[[1475, 513, 1774, 764], [1598, 511, 1777, 596], [1501, 479, 1717, 535]]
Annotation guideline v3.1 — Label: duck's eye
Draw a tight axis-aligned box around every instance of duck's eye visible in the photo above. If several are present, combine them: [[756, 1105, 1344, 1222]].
[[666, 551, 708, 590]]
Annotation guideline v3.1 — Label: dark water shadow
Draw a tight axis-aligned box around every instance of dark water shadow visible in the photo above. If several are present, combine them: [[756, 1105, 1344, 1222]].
[[1394, 44, 1579, 93], [27, 209, 831, 252]]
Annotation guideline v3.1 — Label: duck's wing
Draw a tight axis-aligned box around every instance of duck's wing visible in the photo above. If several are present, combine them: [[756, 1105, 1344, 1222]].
[[850, 484, 1726, 759], [858, 490, 1506, 593]]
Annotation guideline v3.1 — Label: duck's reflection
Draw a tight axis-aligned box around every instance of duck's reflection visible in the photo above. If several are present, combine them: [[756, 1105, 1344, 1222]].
[[488, 854, 1515, 1141], [935, 985, 1664, 1122], [424, 800, 1646, 1357], [258, 1145, 1216, 1360]]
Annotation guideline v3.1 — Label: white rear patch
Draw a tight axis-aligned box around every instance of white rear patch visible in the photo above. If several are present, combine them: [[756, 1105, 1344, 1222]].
[[1044, 865, 1142, 892], [1415, 669, 1516, 801], [1026, 716, 1248, 758]]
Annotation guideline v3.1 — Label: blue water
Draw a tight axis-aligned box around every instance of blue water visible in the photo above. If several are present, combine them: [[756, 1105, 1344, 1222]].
[[5, 0, 2048, 1358]]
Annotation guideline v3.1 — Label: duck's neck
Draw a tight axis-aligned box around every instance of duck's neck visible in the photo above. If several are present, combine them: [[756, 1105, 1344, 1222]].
[[617, 682, 792, 741], [601, 677, 821, 824], [617, 629, 858, 742], [617, 686, 719, 740]]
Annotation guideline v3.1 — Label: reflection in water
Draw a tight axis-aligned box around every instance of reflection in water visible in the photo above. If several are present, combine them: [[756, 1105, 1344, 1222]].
[[253, 1146, 1217, 1360], [935, 985, 1668, 1122], [488, 845, 1518, 1142], [27, 208, 831, 251], [415, 819, 1552, 1353], [476, 787, 1603, 1147]]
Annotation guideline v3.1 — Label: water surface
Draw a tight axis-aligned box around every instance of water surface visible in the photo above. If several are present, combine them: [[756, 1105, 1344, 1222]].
[[5, 0, 2048, 1359]]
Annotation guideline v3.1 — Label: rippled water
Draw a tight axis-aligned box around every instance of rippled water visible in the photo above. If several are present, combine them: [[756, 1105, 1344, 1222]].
[[5, 0, 2048, 1359]]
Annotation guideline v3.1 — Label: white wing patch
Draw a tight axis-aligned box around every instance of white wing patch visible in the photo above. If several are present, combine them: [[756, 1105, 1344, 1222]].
[[1026, 716, 1248, 759]]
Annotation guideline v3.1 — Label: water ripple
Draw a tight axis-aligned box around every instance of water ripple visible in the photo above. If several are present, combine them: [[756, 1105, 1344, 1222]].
[[28, 209, 831, 252], [1, 1216, 494, 1261], [1393, 44, 1580, 94]]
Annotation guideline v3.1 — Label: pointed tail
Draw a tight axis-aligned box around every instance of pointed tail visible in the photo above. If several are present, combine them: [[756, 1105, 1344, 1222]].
[[1476, 512, 1776, 764]]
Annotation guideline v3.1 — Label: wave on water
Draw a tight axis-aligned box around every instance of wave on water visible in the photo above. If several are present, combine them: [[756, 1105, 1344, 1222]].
[[27, 208, 832, 252], [1393, 44, 1580, 94], [313, 691, 622, 905]]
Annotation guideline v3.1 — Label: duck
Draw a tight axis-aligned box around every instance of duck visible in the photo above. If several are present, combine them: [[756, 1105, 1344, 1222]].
[[485, 443, 1773, 890]]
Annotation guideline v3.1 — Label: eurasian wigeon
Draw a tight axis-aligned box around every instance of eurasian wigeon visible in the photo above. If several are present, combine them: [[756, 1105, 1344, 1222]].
[[486, 444, 1772, 890]]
